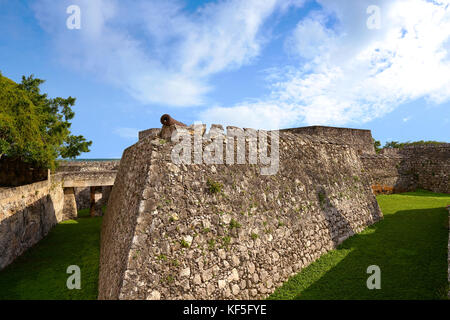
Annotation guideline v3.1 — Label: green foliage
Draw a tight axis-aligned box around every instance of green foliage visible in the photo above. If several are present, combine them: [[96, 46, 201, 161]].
[[180, 239, 190, 248], [373, 139, 382, 153], [171, 259, 180, 267], [157, 254, 167, 261], [383, 140, 446, 149], [59, 135, 91, 160], [383, 141, 403, 148], [207, 178, 223, 194], [221, 236, 231, 248], [0, 73, 92, 169], [207, 239, 216, 251], [229, 218, 241, 230], [318, 191, 326, 207]]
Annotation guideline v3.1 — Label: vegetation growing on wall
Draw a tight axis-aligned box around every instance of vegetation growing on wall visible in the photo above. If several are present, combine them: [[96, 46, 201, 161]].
[[0, 71, 92, 169], [373, 138, 447, 153], [383, 140, 446, 149]]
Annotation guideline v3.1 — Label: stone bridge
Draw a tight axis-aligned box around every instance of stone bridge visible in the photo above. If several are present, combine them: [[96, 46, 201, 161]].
[[55, 161, 119, 218], [60, 171, 116, 188]]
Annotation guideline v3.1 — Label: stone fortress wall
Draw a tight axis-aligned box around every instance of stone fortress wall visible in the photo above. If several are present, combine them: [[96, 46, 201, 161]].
[[99, 120, 449, 300], [0, 175, 67, 270], [362, 144, 450, 194], [0, 118, 448, 296], [98, 125, 384, 300]]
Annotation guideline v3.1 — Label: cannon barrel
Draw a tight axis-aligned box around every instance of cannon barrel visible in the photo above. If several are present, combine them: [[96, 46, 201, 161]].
[[160, 114, 186, 127]]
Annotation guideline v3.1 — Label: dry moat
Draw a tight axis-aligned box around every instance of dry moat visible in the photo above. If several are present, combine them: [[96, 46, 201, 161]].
[[0, 124, 449, 300]]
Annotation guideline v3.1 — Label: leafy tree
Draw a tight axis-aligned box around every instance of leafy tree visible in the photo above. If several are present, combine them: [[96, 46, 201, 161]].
[[383, 141, 403, 149], [373, 139, 382, 153], [383, 140, 446, 149], [0, 72, 92, 169]]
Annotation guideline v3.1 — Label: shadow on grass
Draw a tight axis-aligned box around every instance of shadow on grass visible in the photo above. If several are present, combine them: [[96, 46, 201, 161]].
[[0, 216, 102, 300], [269, 206, 449, 300]]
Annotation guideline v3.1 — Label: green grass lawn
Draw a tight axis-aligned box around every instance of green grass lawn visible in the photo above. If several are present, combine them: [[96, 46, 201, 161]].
[[269, 190, 450, 300], [0, 208, 103, 300], [0, 191, 448, 300]]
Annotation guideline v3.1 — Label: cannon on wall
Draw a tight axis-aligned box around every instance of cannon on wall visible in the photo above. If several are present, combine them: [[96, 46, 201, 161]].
[[160, 114, 187, 140]]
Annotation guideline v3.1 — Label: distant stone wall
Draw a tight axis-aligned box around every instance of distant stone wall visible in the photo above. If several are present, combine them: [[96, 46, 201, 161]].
[[56, 160, 119, 210], [0, 158, 48, 187], [56, 160, 120, 172], [361, 153, 414, 194], [99, 127, 382, 300], [282, 126, 375, 154], [362, 144, 450, 194], [397, 144, 449, 194], [0, 176, 66, 270]]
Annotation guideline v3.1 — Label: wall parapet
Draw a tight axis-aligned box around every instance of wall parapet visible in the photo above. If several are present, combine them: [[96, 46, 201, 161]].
[[0, 179, 50, 202], [56, 160, 120, 172], [282, 125, 375, 154]]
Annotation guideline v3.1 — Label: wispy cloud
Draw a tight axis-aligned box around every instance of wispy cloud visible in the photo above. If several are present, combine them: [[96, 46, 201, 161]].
[[32, 0, 450, 129], [32, 0, 304, 107], [200, 0, 450, 128]]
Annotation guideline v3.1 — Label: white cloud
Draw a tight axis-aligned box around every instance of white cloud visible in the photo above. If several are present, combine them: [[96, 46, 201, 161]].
[[33, 0, 450, 128], [199, 101, 299, 130], [201, 0, 450, 128], [33, 0, 303, 107], [284, 12, 337, 60]]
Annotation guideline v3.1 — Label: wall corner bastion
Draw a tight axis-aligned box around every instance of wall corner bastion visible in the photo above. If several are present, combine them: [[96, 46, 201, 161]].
[[98, 125, 383, 300]]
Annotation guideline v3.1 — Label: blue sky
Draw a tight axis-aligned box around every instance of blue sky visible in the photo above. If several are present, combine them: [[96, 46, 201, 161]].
[[1, 0, 449, 159]]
